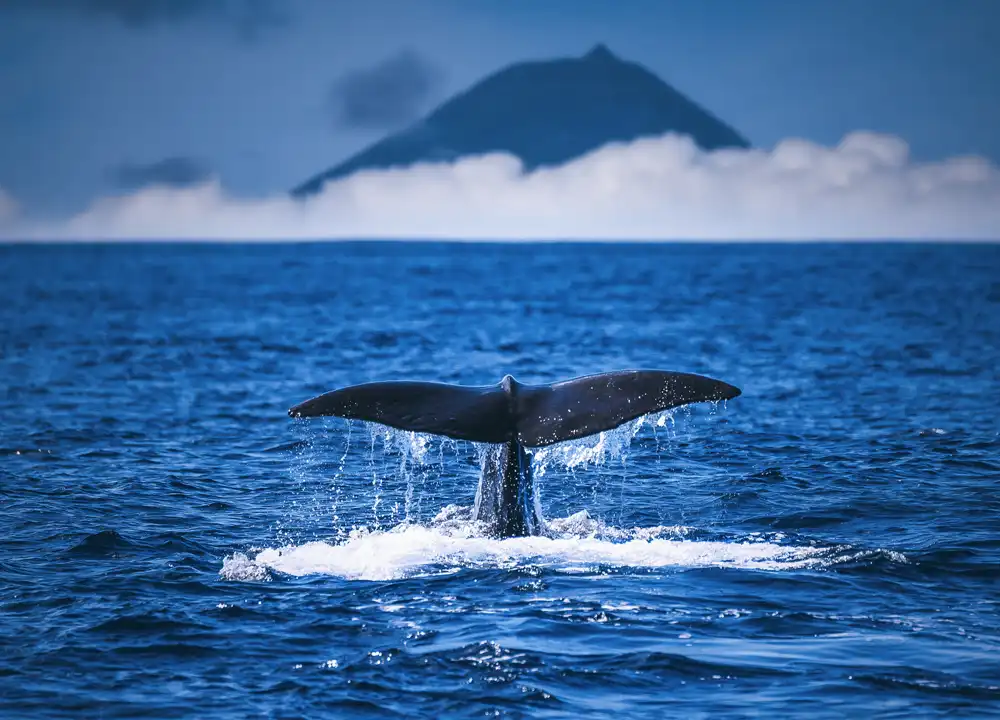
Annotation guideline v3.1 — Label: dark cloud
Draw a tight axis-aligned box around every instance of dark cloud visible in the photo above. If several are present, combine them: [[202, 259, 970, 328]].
[[110, 157, 211, 190], [332, 50, 442, 131], [0, 0, 287, 32]]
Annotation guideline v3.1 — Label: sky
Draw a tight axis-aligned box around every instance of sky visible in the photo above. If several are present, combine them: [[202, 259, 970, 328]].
[[0, 0, 998, 237]]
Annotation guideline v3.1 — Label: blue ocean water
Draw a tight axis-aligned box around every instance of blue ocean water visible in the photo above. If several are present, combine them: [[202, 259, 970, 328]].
[[1, 242, 999, 719]]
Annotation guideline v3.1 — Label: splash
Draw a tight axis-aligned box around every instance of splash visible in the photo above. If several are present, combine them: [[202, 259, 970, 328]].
[[277, 406, 731, 557], [220, 509, 882, 582], [366, 425, 439, 527], [229, 408, 902, 583], [529, 411, 672, 476], [285, 420, 450, 538]]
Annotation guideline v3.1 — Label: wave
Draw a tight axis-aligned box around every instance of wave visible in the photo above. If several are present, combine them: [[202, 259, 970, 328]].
[[67, 529, 136, 556]]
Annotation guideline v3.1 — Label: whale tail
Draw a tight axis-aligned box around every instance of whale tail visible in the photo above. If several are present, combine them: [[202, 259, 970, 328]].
[[288, 370, 740, 447]]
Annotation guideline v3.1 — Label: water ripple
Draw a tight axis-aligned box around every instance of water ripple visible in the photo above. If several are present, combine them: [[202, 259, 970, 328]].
[[2, 242, 999, 718]]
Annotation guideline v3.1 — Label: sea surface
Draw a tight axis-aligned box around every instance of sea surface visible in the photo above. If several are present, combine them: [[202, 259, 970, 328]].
[[1, 242, 999, 719]]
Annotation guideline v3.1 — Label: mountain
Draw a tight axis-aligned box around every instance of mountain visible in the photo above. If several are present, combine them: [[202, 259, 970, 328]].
[[293, 44, 750, 197]]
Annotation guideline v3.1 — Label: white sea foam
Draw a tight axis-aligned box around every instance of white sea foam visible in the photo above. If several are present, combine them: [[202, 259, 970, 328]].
[[220, 509, 841, 582]]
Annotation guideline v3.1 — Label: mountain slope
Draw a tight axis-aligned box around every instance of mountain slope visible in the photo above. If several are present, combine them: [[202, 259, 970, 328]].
[[293, 44, 749, 196]]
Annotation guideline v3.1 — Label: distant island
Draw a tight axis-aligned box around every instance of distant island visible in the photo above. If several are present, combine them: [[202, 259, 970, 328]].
[[293, 44, 749, 197]]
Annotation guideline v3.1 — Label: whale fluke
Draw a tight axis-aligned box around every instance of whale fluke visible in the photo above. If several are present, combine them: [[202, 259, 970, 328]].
[[288, 370, 740, 447], [288, 380, 512, 443], [289, 370, 740, 538], [514, 370, 740, 446]]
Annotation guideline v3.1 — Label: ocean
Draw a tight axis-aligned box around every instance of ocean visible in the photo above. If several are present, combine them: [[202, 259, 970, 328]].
[[1, 241, 999, 718]]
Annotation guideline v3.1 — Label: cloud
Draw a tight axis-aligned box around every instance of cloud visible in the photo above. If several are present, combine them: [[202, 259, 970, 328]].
[[109, 157, 212, 191], [332, 49, 442, 131], [0, 0, 287, 32], [5, 132, 1000, 240]]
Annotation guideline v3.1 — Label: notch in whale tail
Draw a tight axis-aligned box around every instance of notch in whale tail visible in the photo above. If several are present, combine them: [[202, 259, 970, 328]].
[[288, 370, 740, 447]]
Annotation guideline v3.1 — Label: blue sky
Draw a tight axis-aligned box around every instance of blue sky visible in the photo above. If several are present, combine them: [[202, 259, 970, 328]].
[[1, 0, 997, 216]]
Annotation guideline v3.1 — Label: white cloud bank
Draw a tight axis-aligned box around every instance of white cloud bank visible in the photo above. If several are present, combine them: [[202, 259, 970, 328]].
[[3, 132, 999, 240]]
